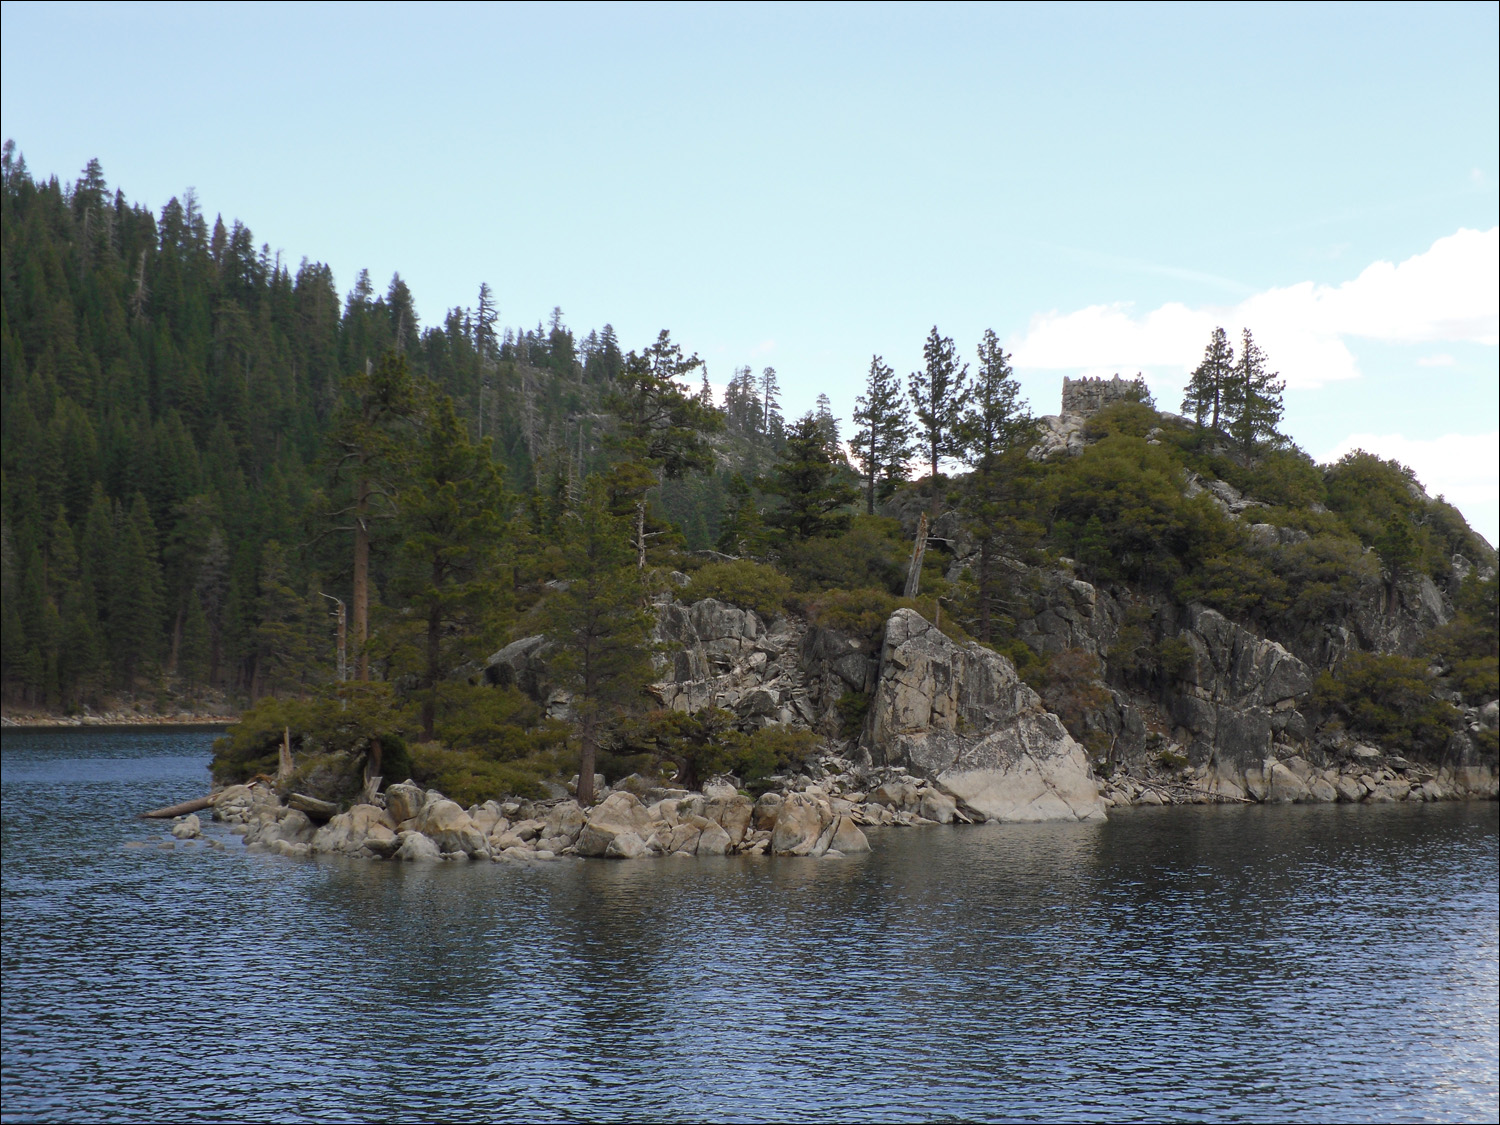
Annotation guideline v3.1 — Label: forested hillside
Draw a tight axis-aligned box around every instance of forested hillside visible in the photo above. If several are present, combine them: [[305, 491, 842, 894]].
[[4, 146, 1495, 808], [0, 146, 786, 708]]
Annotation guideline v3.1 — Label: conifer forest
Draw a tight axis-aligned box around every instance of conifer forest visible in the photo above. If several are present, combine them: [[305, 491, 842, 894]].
[[2, 147, 1494, 800]]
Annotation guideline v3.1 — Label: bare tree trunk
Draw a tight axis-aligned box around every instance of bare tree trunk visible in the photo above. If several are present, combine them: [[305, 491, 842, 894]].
[[903, 512, 928, 600], [636, 499, 647, 570], [277, 727, 294, 784]]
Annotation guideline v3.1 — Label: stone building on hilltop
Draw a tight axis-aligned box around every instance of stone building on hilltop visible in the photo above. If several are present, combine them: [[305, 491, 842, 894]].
[[1059, 374, 1152, 417]]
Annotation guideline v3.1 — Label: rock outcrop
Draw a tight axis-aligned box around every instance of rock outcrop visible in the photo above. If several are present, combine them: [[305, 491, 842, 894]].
[[652, 597, 872, 736], [867, 609, 1106, 822]]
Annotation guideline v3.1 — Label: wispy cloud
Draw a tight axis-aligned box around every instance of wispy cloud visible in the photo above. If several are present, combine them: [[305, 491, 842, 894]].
[[1010, 227, 1499, 390], [1417, 353, 1456, 368]]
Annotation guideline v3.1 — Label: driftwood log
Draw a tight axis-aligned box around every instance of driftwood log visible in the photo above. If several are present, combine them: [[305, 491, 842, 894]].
[[288, 792, 338, 822], [141, 794, 217, 819]]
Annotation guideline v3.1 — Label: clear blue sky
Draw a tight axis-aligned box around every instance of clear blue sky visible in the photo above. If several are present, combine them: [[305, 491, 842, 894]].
[[3, 1, 1496, 541]]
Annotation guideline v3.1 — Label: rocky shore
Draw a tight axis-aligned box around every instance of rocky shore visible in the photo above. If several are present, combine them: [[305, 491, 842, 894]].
[[153, 728, 1498, 865], [1098, 739, 1497, 807], [201, 757, 984, 862]]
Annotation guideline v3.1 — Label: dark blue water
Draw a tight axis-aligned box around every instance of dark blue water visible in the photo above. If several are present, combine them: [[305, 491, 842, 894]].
[[2, 728, 1496, 1123]]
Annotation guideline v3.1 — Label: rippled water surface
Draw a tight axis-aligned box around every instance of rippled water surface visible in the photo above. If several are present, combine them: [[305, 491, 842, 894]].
[[2, 729, 1497, 1122]]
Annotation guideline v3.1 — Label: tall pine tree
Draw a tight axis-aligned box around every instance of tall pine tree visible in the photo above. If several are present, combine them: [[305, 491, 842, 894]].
[[851, 354, 915, 516], [1181, 326, 1235, 432], [908, 327, 969, 512]]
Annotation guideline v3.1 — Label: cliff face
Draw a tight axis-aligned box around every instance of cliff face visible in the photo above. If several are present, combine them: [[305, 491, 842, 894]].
[[866, 610, 1105, 821]]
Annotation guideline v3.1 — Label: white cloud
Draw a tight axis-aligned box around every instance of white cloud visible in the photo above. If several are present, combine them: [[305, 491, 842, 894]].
[[1320, 430, 1500, 548], [1416, 353, 1456, 367], [1010, 227, 1498, 389]]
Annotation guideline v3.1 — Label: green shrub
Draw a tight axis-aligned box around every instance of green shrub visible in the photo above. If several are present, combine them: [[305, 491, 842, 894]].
[[1082, 400, 1159, 440], [781, 515, 909, 593], [804, 587, 900, 644], [408, 742, 553, 805], [1155, 746, 1189, 770], [1313, 652, 1458, 754], [684, 559, 793, 617], [1048, 434, 1237, 590], [615, 707, 819, 790], [211, 684, 409, 786], [1426, 572, 1499, 705], [836, 690, 871, 739], [1175, 548, 1288, 622], [738, 725, 818, 781], [1036, 649, 1113, 753], [434, 682, 565, 761]]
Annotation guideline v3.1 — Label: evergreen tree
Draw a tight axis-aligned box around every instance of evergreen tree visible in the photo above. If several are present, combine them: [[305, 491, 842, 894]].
[[761, 413, 857, 542], [542, 476, 655, 807], [851, 354, 914, 515], [385, 387, 511, 740], [606, 330, 722, 568], [956, 331, 1031, 468], [253, 540, 316, 697], [0, 524, 26, 700], [908, 327, 969, 510], [1225, 328, 1285, 452], [716, 473, 766, 556], [1181, 327, 1235, 431], [954, 330, 1035, 642], [327, 350, 418, 679], [109, 495, 166, 685], [179, 592, 211, 689], [760, 366, 784, 439], [813, 393, 841, 455]]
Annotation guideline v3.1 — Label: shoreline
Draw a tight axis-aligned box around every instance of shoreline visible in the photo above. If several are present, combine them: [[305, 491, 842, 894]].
[[2, 711, 237, 730]]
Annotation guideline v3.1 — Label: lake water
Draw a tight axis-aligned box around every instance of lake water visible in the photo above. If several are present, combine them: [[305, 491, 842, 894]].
[[2, 728, 1496, 1123]]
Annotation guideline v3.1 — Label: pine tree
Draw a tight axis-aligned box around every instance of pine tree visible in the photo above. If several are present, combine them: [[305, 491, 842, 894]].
[[385, 387, 511, 741], [1225, 328, 1285, 452], [716, 474, 766, 556], [813, 393, 841, 455], [760, 366, 783, 439], [327, 350, 418, 679], [179, 592, 211, 689], [606, 330, 722, 568], [955, 330, 1035, 642], [253, 541, 316, 697], [908, 327, 969, 511], [542, 476, 655, 807], [109, 495, 166, 685], [0, 524, 26, 700], [1182, 327, 1235, 431], [851, 354, 915, 515], [762, 413, 858, 542]]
